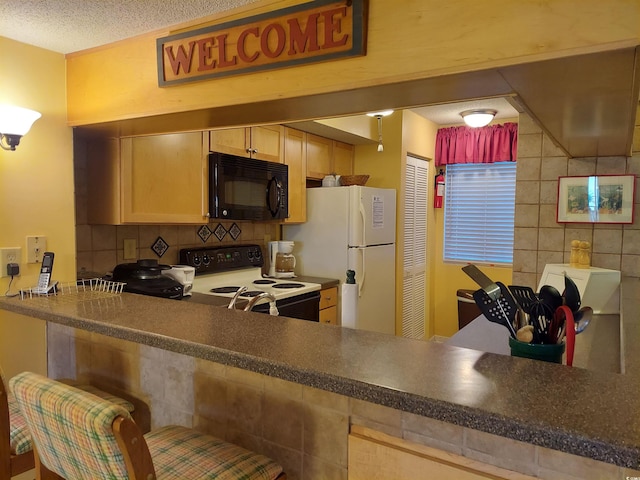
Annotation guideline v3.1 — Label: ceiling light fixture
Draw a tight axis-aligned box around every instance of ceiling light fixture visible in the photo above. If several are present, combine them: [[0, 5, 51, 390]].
[[0, 105, 42, 151], [460, 109, 497, 128], [366, 110, 394, 152]]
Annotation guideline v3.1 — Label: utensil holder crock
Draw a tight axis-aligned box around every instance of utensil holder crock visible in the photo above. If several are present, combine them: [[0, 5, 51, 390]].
[[508, 337, 565, 364]]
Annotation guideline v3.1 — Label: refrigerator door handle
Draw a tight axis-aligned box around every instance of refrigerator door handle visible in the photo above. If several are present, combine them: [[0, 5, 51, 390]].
[[357, 248, 365, 297], [358, 199, 366, 246]]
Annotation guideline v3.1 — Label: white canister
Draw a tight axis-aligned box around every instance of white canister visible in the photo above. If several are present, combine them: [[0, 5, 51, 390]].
[[322, 175, 338, 187]]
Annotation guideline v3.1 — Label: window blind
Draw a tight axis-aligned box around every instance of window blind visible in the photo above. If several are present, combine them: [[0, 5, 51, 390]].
[[443, 162, 516, 264]]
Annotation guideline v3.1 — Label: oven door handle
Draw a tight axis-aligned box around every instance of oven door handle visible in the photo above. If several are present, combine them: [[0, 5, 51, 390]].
[[266, 176, 282, 217]]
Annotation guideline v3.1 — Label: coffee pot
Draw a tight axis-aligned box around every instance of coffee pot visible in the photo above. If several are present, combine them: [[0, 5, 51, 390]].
[[268, 241, 297, 278]]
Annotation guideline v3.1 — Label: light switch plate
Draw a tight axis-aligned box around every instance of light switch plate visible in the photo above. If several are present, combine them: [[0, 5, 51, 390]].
[[123, 238, 137, 260], [26, 236, 47, 263]]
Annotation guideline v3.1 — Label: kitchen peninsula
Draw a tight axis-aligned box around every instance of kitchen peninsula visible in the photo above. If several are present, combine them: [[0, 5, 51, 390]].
[[1, 278, 639, 479]]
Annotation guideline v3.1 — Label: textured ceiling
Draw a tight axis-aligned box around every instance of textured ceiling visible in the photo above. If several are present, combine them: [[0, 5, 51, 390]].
[[0, 0, 257, 54]]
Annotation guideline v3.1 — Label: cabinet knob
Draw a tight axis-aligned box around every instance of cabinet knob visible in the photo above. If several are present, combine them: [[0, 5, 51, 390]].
[[246, 148, 252, 154], [252, 148, 258, 154]]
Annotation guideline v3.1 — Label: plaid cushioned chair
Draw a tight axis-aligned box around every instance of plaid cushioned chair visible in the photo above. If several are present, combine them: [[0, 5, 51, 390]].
[[10, 372, 285, 480], [0, 368, 135, 480]]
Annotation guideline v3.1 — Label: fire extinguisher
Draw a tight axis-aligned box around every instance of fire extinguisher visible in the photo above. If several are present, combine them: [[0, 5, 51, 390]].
[[434, 169, 445, 208]]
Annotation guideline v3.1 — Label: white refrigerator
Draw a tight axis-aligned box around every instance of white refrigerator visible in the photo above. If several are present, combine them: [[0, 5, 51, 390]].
[[283, 186, 396, 334]]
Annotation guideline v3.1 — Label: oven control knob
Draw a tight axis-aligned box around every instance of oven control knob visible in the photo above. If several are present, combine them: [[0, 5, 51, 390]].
[[202, 254, 211, 266], [254, 250, 261, 260], [192, 255, 202, 267]]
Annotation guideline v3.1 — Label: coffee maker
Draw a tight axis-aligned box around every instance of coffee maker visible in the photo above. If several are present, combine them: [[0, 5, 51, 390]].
[[268, 241, 297, 278]]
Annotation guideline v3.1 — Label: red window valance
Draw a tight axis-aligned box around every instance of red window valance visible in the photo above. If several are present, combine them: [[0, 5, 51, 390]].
[[435, 122, 518, 166]]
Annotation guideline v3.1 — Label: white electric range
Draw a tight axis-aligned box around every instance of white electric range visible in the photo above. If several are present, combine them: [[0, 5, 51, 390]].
[[180, 245, 322, 321]]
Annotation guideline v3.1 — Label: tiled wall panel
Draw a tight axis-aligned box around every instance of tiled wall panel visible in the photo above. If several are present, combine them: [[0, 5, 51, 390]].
[[513, 113, 640, 287]]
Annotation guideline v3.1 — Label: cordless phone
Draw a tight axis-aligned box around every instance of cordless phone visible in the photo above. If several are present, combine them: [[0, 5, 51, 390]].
[[35, 252, 55, 293]]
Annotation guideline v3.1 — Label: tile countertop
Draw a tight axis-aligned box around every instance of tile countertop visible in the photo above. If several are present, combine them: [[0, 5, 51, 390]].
[[1, 278, 639, 469]]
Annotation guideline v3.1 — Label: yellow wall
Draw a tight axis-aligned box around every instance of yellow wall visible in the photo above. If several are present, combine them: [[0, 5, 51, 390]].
[[431, 120, 516, 337], [0, 36, 75, 375], [400, 111, 438, 338], [354, 111, 444, 338]]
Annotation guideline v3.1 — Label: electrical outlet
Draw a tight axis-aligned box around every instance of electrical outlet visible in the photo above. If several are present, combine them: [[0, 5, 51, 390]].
[[0, 247, 21, 278], [26, 236, 47, 263]]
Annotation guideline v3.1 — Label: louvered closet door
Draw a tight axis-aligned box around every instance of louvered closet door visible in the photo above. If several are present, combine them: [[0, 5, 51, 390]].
[[402, 156, 428, 339]]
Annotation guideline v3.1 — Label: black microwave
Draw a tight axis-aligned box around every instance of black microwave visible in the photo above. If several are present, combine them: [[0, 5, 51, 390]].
[[209, 152, 288, 221]]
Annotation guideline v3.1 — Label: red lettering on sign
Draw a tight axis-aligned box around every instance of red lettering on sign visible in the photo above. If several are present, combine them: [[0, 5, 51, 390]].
[[261, 23, 286, 59], [321, 7, 348, 49], [196, 37, 215, 71], [238, 27, 260, 63], [164, 42, 197, 75], [215, 34, 238, 68], [287, 14, 320, 55]]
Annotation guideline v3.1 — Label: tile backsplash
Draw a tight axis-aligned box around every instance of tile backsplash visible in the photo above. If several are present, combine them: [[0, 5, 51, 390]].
[[75, 221, 279, 276]]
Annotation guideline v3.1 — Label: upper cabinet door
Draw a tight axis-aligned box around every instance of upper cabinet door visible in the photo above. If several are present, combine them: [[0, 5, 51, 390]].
[[209, 125, 283, 163], [283, 127, 307, 224], [209, 128, 250, 157], [333, 141, 354, 176], [249, 125, 284, 163], [122, 132, 209, 224], [306, 134, 333, 179]]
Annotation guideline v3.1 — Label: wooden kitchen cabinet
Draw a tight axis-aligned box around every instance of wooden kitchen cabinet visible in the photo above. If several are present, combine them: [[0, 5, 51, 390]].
[[209, 125, 284, 163], [333, 140, 354, 176], [283, 127, 307, 224], [319, 286, 338, 325], [87, 132, 209, 224], [306, 134, 333, 179], [306, 134, 354, 179]]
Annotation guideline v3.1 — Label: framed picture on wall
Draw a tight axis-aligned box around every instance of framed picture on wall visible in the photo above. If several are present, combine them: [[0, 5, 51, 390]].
[[557, 174, 636, 224]]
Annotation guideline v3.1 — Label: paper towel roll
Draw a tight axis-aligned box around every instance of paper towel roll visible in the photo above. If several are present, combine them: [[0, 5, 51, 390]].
[[341, 283, 358, 329]]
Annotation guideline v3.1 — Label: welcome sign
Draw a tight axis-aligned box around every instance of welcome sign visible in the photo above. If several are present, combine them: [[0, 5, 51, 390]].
[[157, 0, 368, 86]]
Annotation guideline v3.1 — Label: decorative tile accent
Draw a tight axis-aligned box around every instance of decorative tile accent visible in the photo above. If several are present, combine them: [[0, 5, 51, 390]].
[[151, 236, 169, 257], [213, 223, 227, 241], [197, 225, 212, 243], [229, 223, 242, 240]]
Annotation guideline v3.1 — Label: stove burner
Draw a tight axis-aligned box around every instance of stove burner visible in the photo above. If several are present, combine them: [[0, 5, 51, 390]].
[[210, 286, 242, 294], [253, 279, 276, 285], [241, 290, 267, 297], [272, 283, 305, 289]]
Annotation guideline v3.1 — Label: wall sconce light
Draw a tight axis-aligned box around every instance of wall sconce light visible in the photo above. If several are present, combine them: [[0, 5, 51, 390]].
[[366, 109, 394, 152], [460, 109, 496, 128], [0, 105, 42, 151]]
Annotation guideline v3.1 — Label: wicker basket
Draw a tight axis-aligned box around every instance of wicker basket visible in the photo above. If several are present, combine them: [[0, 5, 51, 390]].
[[339, 175, 370, 186]]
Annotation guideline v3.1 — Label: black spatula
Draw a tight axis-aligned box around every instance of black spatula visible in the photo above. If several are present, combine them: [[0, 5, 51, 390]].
[[472, 282, 518, 338], [508, 285, 538, 314]]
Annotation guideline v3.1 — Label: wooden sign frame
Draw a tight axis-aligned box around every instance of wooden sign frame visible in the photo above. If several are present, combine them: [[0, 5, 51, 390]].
[[157, 0, 368, 86]]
